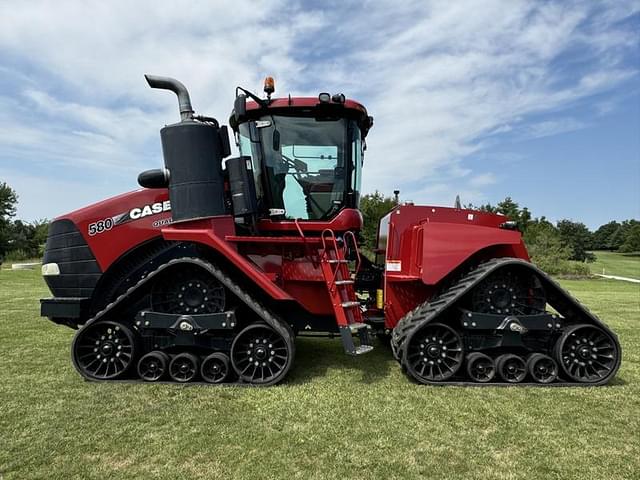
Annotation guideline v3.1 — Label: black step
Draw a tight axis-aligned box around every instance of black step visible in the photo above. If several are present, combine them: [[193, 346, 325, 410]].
[[339, 324, 374, 356]]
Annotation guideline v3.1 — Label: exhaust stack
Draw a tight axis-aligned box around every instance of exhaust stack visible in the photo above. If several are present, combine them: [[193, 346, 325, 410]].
[[145, 74, 194, 121], [143, 74, 230, 223]]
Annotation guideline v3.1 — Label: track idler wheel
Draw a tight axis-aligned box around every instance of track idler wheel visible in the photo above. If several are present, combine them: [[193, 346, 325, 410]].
[[554, 324, 620, 384], [137, 351, 169, 382], [527, 353, 558, 384], [496, 354, 527, 383], [200, 353, 230, 384], [169, 353, 199, 382], [72, 321, 136, 380], [404, 323, 464, 383], [231, 323, 293, 385], [466, 352, 496, 383]]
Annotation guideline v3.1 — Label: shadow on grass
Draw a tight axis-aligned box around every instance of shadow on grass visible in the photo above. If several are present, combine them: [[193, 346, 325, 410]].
[[285, 336, 394, 386], [284, 336, 629, 388], [607, 376, 628, 387]]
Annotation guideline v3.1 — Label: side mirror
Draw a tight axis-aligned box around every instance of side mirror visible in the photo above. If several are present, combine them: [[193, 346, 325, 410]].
[[234, 94, 247, 122], [272, 129, 280, 151]]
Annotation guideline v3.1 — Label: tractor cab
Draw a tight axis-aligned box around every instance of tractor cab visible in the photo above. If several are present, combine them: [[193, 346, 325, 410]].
[[229, 78, 373, 225]]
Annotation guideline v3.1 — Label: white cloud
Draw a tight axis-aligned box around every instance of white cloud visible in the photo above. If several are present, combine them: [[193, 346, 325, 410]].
[[0, 0, 637, 220], [522, 118, 589, 140], [469, 173, 498, 188]]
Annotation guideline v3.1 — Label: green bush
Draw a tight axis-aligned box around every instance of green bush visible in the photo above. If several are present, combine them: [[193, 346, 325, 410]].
[[532, 257, 591, 277], [619, 224, 640, 253], [4, 249, 36, 262]]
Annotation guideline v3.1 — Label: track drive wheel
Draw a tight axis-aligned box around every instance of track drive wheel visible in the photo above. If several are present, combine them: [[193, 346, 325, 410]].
[[231, 323, 293, 385], [527, 353, 558, 384], [466, 352, 496, 383], [137, 351, 170, 382], [201, 353, 231, 384], [554, 324, 620, 384], [151, 265, 226, 315], [471, 268, 546, 315], [72, 321, 136, 380], [169, 353, 199, 383], [496, 354, 527, 383], [404, 323, 464, 383]]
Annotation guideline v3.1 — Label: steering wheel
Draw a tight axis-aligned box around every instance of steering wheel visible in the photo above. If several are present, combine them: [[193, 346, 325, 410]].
[[281, 153, 308, 175], [280, 153, 331, 218]]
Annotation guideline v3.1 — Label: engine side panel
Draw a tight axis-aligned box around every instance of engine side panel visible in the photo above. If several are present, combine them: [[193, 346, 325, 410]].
[[60, 188, 172, 271]]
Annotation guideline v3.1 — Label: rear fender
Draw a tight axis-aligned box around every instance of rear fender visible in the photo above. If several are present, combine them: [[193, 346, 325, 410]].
[[418, 222, 528, 285]]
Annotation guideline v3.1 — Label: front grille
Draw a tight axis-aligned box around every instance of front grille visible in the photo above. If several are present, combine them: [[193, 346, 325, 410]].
[[42, 219, 102, 297]]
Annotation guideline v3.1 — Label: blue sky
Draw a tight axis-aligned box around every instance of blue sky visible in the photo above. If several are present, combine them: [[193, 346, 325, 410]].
[[0, 0, 638, 229]]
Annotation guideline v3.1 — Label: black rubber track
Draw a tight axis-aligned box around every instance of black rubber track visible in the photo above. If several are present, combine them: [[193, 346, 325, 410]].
[[391, 257, 622, 386], [73, 256, 295, 386]]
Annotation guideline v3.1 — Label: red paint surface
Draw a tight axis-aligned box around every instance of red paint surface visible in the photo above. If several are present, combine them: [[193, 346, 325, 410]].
[[59, 188, 171, 271], [56, 188, 530, 325], [246, 97, 368, 115], [258, 208, 363, 233], [382, 204, 530, 328]]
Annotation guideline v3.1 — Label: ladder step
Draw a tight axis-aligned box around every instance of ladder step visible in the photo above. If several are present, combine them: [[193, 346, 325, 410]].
[[327, 259, 349, 264], [349, 322, 369, 333], [353, 345, 374, 355], [341, 301, 361, 308], [335, 280, 354, 285], [339, 325, 374, 356]]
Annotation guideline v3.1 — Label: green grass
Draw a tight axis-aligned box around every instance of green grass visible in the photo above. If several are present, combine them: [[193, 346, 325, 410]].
[[590, 251, 640, 280], [1, 270, 639, 480]]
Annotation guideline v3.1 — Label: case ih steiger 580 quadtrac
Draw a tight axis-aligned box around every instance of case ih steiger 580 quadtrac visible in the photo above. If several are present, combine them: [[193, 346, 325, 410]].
[[40, 75, 621, 386]]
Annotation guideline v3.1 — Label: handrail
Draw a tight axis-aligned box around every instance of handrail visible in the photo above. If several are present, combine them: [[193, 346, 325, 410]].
[[321, 228, 341, 284], [343, 230, 362, 274], [294, 218, 306, 243], [321, 228, 338, 252]]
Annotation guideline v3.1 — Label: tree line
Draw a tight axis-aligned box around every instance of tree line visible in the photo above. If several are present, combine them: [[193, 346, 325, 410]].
[[0, 182, 48, 263]]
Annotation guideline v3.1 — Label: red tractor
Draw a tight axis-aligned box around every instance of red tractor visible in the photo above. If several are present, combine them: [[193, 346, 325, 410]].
[[40, 75, 621, 386]]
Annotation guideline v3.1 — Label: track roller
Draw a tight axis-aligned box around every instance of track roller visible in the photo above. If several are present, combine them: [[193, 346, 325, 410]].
[[169, 353, 199, 382], [72, 321, 136, 380], [404, 323, 464, 383], [554, 324, 620, 384], [527, 353, 558, 384], [466, 352, 496, 383], [137, 351, 170, 382], [231, 323, 293, 385], [496, 354, 527, 383], [200, 352, 230, 384]]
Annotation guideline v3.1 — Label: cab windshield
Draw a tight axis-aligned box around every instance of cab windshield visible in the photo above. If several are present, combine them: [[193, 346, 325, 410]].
[[238, 115, 362, 220]]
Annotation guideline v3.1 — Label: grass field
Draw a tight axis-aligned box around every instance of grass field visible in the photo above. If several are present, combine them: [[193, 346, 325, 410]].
[[1, 270, 639, 480], [590, 251, 640, 280]]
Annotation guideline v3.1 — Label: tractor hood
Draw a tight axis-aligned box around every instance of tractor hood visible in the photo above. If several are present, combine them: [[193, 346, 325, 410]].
[[53, 188, 172, 270]]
